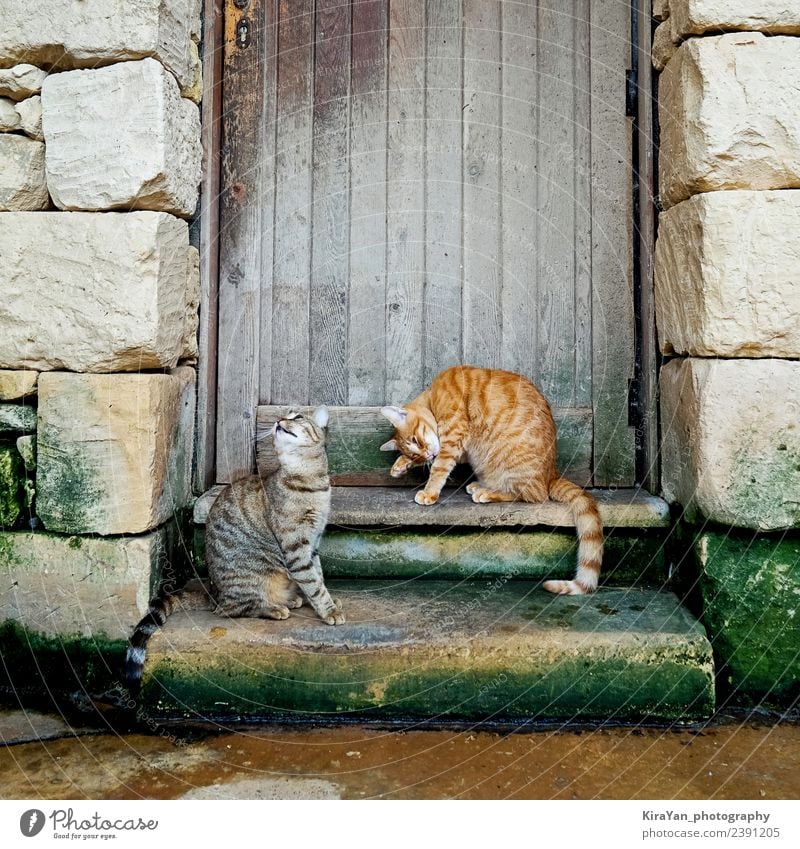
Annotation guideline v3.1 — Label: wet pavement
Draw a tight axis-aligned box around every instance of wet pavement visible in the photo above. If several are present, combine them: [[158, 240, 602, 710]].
[[1, 710, 799, 799]]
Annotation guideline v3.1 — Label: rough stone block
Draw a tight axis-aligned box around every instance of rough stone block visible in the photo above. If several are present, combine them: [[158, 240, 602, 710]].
[[0, 64, 47, 100], [655, 191, 800, 357], [697, 531, 800, 706], [15, 95, 42, 141], [0, 135, 48, 210], [654, 0, 670, 20], [0, 404, 36, 433], [0, 445, 25, 528], [0, 371, 37, 401], [671, 1, 800, 40], [659, 34, 800, 207], [0, 212, 194, 372], [42, 59, 201, 217], [652, 20, 678, 71], [660, 358, 800, 530], [0, 97, 20, 130], [36, 369, 195, 535], [183, 246, 200, 361], [0, 529, 166, 639], [0, 1, 200, 91]]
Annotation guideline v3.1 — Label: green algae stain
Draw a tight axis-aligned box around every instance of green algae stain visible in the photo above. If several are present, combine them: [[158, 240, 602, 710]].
[[36, 440, 105, 534], [0, 445, 25, 528]]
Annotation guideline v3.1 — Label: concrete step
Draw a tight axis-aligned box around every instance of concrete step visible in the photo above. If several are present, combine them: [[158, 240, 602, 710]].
[[193, 486, 671, 585], [140, 581, 714, 722]]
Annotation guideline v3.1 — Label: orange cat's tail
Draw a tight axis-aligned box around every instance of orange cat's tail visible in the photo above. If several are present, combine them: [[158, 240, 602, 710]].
[[542, 477, 603, 595]]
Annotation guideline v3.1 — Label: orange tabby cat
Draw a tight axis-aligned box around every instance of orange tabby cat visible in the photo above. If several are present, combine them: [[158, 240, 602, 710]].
[[380, 365, 603, 595]]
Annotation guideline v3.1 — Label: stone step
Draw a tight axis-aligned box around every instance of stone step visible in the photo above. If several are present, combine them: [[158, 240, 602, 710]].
[[140, 581, 714, 722]]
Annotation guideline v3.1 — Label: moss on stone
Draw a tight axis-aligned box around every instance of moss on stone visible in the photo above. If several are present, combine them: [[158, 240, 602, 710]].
[[36, 439, 105, 533], [697, 530, 800, 707], [0, 444, 25, 528], [0, 619, 126, 702]]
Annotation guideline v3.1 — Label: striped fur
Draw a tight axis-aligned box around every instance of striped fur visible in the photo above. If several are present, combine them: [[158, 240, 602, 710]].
[[205, 407, 344, 624], [124, 579, 212, 691], [380, 366, 604, 595]]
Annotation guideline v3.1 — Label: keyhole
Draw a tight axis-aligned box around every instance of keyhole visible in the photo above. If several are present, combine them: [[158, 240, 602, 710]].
[[237, 19, 251, 49]]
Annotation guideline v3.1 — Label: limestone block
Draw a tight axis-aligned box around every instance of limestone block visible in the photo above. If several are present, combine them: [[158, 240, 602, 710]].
[[42, 59, 201, 217], [15, 95, 42, 141], [659, 34, 800, 207], [671, 0, 800, 40], [0, 97, 20, 131], [36, 369, 195, 535], [184, 246, 200, 361], [660, 358, 800, 530], [0, 135, 48, 211], [652, 21, 678, 71], [15, 436, 35, 472], [0, 64, 47, 101], [655, 191, 800, 357], [697, 531, 800, 706], [0, 212, 194, 372], [654, 0, 670, 20], [0, 1, 200, 90], [0, 444, 25, 527], [0, 404, 36, 433], [0, 529, 166, 639], [0, 371, 37, 401]]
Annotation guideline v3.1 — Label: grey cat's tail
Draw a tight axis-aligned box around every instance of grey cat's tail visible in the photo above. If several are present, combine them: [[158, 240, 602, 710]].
[[124, 579, 213, 694]]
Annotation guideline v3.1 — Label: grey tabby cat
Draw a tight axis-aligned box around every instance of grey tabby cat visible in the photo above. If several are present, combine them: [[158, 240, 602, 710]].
[[124, 406, 343, 691], [205, 406, 344, 624]]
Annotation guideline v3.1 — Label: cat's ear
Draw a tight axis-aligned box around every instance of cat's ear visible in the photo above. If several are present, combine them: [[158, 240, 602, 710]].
[[311, 405, 329, 429], [380, 405, 408, 428], [379, 439, 399, 452]]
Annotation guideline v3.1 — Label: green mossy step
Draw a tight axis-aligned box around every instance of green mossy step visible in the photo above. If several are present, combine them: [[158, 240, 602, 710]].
[[141, 581, 714, 722]]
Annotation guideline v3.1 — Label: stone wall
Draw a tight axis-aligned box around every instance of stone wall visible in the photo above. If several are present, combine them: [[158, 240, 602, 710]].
[[0, 0, 202, 642], [653, 0, 800, 704]]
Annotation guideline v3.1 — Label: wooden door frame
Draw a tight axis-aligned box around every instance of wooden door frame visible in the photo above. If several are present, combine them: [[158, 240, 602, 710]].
[[197, 0, 660, 490]]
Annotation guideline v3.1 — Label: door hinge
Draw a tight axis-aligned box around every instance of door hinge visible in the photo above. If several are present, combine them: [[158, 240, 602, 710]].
[[628, 377, 642, 428], [625, 69, 638, 117]]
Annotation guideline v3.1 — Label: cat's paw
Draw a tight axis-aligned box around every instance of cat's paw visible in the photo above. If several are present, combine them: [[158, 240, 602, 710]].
[[415, 490, 439, 506], [265, 605, 291, 620], [466, 481, 481, 495], [287, 595, 304, 609], [390, 464, 408, 478], [322, 599, 346, 625]]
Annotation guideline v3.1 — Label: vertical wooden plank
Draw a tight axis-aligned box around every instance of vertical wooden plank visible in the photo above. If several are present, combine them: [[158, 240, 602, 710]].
[[257, 0, 278, 408], [536, 1, 576, 407], [591, 0, 636, 485], [216, 0, 266, 482], [637, 0, 659, 489], [423, 0, 463, 383], [309, 0, 351, 404], [499, 0, 537, 378], [462, 0, 502, 369], [271, 0, 314, 405], [197, 0, 224, 490], [386, 0, 426, 403], [348, 0, 388, 405], [573, 0, 592, 408]]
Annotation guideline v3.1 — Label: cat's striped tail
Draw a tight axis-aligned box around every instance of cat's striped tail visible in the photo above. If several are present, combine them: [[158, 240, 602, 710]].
[[124, 579, 213, 693], [542, 477, 603, 595]]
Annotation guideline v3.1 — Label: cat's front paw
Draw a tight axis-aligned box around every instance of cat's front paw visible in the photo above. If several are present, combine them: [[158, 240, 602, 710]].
[[390, 462, 409, 478], [415, 490, 439, 506], [322, 598, 346, 625]]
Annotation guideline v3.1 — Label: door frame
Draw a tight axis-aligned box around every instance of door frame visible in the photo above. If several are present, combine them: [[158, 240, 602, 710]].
[[197, 0, 659, 490]]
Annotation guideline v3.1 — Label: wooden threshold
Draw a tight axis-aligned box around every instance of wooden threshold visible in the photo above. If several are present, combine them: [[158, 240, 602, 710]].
[[193, 485, 669, 529]]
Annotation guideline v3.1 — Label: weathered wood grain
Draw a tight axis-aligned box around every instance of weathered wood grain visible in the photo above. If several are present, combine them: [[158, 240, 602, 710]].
[[462, 0, 502, 369], [591, 0, 636, 486], [423, 0, 463, 383], [499, 0, 538, 380], [197, 0, 224, 490], [216, 0, 268, 482], [271, 0, 314, 404], [385, 0, 426, 403], [310, 0, 351, 404], [348, 0, 389, 405]]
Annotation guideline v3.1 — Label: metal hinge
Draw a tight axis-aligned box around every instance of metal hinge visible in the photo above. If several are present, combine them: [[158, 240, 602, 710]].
[[625, 69, 638, 117]]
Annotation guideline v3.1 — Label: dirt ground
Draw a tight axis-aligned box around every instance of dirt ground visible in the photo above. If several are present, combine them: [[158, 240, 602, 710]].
[[1, 710, 799, 800]]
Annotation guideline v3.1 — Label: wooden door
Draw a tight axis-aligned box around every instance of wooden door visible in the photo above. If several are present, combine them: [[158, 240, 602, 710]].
[[217, 0, 635, 486]]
